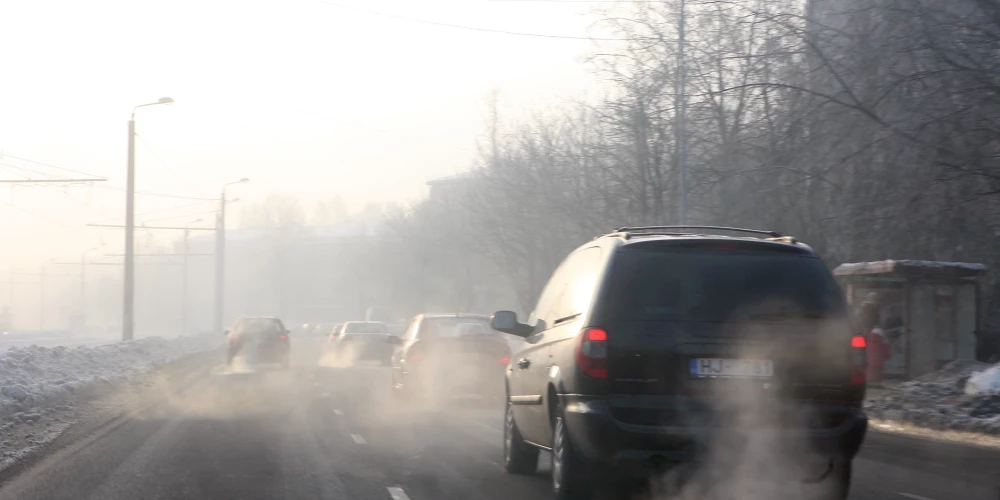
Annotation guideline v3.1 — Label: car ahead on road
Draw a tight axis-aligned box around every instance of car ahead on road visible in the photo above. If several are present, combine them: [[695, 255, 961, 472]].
[[388, 314, 512, 402], [226, 316, 291, 369], [326, 321, 393, 365], [491, 226, 869, 500]]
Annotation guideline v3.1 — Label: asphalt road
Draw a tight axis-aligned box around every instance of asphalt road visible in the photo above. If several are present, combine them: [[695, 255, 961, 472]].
[[0, 337, 996, 500]]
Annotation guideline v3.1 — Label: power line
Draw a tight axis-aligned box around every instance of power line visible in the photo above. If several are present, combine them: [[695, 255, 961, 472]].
[[141, 209, 221, 224], [0, 153, 105, 180], [89, 200, 215, 224], [91, 184, 215, 201], [316, 0, 632, 41]]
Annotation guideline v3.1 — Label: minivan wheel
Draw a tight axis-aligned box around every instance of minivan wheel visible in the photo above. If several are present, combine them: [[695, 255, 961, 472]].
[[552, 410, 594, 500], [804, 460, 851, 500], [503, 399, 538, 474]]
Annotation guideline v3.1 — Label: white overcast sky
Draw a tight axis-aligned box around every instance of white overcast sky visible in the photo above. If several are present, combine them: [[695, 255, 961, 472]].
[[0, 0, 608, 268]]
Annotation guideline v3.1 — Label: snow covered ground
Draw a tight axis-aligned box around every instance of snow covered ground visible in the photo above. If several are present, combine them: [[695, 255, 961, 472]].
[[0, 335, 222, 469], [864, 360, 1000, 436]]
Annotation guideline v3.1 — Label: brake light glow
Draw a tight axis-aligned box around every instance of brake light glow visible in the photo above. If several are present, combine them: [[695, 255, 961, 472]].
[[279, 335, 288, 340], [850, 335, 867, 385], [576, 328, 608, 379], [498, 356, 511, 364]]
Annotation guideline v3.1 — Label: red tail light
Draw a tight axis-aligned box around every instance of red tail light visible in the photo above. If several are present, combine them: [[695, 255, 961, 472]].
[[498, 356, 511, 364], [850, 335, 867, 385], [576, 328, 608, 379], [279, 335, 288, 340], [408, 342, 422, 362]]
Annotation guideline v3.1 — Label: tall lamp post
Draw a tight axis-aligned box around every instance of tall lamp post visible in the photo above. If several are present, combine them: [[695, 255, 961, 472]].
[[80, 247, 97, 331], [124, 97, 173, 341], [214, 179, 248, 334], [182, 218, 202, 335]]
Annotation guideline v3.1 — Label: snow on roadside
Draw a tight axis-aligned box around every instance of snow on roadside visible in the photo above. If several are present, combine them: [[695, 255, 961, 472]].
[[0, 335, 221, 468], [864, 360, 1000, 436]]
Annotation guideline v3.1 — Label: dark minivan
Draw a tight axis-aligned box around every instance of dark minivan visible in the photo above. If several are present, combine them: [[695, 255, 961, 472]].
[[492, 226, 868, 500]]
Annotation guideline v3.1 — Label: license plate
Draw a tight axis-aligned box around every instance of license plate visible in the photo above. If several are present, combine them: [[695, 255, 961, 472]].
[[690, 358, 773, 378]]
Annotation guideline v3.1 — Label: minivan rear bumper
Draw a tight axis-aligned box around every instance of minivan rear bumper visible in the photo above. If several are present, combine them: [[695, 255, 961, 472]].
[[561, 395, 867, 470]]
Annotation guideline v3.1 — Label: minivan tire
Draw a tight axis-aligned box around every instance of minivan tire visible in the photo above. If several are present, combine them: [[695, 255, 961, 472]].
[[503, 398, 538, 474], [805, 460, 851, 500], [824, 461, 851, 500], [552, 409, 594, 500]]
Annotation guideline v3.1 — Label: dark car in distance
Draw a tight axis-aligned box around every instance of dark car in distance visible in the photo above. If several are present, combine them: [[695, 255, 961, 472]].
[[226, 316, 291, 369], [491, 226, 869, 500], [326, 321, 393, 365], [388, 314, 512, 402]]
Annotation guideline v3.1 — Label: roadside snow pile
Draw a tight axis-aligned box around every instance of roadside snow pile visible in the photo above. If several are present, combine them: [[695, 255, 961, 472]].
[[864, 360, 1000, 435], [965, 364, 1000, 396], [0, 335, 220, 416]]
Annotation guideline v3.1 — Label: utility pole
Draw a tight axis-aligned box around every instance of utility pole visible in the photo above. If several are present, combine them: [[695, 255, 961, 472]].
[[215, 179, 248, 335], [38, 265, 45, 332], [124, 117, 136, 340], [676, 0, 688, 224], [214, 208, 224, 335], [123, 97, 174, 342]]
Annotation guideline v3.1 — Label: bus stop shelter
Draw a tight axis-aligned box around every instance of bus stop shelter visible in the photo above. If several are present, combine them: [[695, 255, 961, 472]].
[[833, 260, 986, 379]]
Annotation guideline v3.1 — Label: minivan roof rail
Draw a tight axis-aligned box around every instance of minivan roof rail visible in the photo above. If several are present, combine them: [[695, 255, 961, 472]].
[[613, 225, 783, 238]]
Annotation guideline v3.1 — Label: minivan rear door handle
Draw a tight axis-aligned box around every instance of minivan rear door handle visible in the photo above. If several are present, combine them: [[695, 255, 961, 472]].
[[517, 357, 531, 369]]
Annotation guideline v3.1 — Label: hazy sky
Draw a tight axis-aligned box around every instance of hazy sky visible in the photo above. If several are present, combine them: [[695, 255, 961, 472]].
[[0, 0, 606, 269]]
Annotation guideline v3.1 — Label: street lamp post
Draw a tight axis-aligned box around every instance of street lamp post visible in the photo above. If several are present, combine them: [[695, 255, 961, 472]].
[[214, 179, 248, 334], [80, 247, 97, 331], [182, 218, 202, 335], [124, 97, 173, 341]]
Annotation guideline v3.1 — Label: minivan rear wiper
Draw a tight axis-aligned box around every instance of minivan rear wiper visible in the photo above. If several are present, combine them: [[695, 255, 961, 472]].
[[747, 312, 826, 321]]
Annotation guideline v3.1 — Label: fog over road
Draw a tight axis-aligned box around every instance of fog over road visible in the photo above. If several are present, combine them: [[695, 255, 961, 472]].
[[0, 337, 995, 500]]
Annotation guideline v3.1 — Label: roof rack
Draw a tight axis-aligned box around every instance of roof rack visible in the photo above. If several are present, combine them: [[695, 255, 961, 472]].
[[613, 225, 783, 238]]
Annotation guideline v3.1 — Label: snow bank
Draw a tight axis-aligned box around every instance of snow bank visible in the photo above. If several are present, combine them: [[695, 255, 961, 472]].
[[864, 360, 1000, 435], [0, 335, 221, 416], [966, 364, 1000, 396]]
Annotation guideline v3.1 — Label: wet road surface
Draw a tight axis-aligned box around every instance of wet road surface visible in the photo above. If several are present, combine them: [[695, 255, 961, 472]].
[[0, 338, 996, 500]]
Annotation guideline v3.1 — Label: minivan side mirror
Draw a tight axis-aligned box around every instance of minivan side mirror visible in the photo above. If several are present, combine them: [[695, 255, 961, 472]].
[[492, 311, 533, 338], [223, 330, 230, 336], [386, 334, 403, 345]]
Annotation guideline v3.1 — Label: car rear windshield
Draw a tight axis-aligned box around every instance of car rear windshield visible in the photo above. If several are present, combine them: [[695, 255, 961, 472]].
[[605, 249, 846, 322], [420, 318, 499, 339], [233, 318, 283, 336], [344, 322, 387, 334]]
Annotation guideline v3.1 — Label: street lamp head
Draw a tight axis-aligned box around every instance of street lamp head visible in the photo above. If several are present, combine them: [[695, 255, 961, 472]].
[[158, 97, 174, 104]]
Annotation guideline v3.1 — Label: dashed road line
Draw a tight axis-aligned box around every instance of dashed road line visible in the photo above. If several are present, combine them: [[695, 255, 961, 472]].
[[387, 486, 410, 500], [333, 409, 344, 415], [897, 492, 935, 500], [351, 433, 367, 444]]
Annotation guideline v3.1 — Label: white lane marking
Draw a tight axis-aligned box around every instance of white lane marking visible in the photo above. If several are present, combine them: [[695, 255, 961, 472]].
[[386, 486, 410, 500], [333, 409, 344, 415], [351, 433, 367, 444], [897, 493, 935, 500]]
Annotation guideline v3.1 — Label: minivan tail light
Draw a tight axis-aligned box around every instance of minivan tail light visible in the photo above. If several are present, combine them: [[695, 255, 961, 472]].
[[850, 335, 867, 385], [576, 328, 608, 379]]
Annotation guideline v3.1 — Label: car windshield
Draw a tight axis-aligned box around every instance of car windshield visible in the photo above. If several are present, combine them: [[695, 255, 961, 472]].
[[605, 250, 847, 323], [420, 318, 498, 339], [232, 318, 282, 336], [343, 322, 387, 334]]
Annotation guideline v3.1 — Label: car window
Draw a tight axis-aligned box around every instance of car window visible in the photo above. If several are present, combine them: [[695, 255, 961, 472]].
[[344, 322, 387, 334], [530, 247, 601, 329], [549, 247, 602, 324], [605, 250, 846, 323], [232, 318, 282, 337], [419, 318, 499, 340], [403, 318, 420, 341]]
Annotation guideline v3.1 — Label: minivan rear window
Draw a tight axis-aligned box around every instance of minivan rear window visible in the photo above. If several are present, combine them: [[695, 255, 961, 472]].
[[344, 322, 388, 334], [605, 250, 846, 322]]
